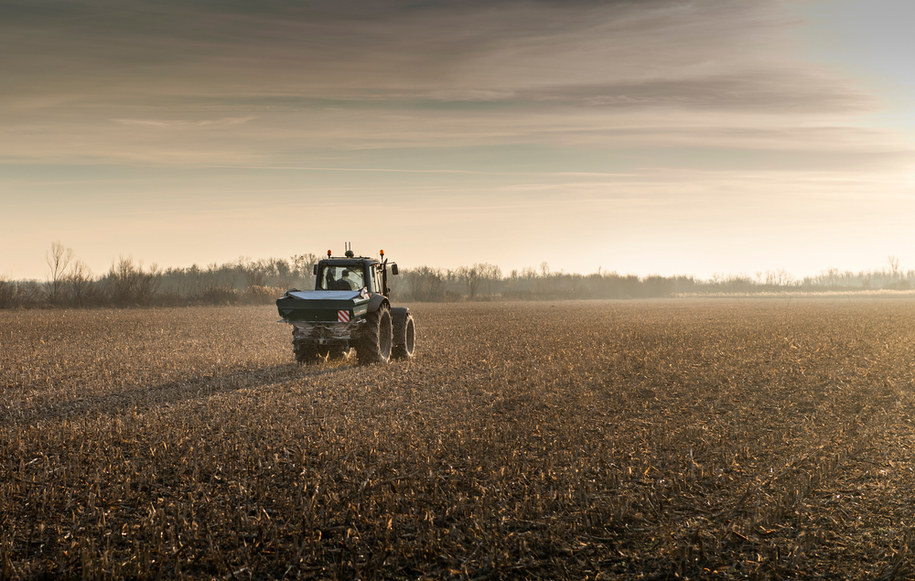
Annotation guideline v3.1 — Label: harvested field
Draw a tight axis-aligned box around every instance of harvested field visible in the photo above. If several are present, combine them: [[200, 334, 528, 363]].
[[3, 299, 915, 579]]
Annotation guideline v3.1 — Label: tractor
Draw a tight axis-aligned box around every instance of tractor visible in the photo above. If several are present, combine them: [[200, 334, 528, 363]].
[[276, 244, 415, 365]]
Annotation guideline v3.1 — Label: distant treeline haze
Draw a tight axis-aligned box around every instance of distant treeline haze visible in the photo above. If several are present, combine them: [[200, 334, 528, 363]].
[[1, 242, 913, 308]]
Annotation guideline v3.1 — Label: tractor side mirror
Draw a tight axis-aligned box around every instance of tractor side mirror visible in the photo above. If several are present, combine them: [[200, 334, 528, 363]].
[[312, 264, 318, 275], [391, 264, 399, 275]]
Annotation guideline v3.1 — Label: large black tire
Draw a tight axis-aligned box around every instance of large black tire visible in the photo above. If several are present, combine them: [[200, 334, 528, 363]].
[[356, 304, 393, 365], [392, 310, 415, 360]]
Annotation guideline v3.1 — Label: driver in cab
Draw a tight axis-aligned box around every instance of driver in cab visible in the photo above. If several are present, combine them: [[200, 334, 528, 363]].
[[337, 269, 362, 291]]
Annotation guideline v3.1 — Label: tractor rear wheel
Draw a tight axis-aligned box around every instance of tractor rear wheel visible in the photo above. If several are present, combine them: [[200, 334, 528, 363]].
[[356, 304, 393, 365], [392, 311, 415, 360]]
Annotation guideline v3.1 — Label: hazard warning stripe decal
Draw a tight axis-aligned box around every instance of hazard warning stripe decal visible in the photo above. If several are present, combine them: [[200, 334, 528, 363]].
[[337, 310, 351, 323]]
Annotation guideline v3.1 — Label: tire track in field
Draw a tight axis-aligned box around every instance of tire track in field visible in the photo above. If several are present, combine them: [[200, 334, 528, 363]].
[[0, 363, 348, 426]]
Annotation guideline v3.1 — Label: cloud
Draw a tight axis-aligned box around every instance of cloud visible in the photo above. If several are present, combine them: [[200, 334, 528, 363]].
[[111, 117, 257, 128], [0, 0, 900, 171], [0, 1, 834, 96], [513, 72, 873, 113]]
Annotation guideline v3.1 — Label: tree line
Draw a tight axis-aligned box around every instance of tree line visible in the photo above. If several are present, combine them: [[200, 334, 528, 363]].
[[1, 243, 914, 309]]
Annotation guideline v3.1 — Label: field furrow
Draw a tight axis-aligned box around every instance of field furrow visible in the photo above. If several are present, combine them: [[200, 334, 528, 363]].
[[2, 300, 915, 579]]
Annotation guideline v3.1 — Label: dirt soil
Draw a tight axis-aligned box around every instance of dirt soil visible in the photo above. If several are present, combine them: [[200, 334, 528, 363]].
[[2, 299, 915, 579]]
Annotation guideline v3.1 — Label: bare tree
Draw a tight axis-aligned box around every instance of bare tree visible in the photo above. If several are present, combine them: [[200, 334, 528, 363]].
[[67, 260, 93, 307], [0, 276, 14, 308], [406, 266, 445, 301], [46, 241, 73, 303], [456, 263, 502, 299], [478, 263, 502, 296], [271, 258, 292, 288], [108, 256, 138, 305], [455, 265, 482, 299], [292, 253, 319, 284], [107, 257, 161, 306], [764, 269, 793, 288], [888, 255, 901, 279], [137, 263, 162, 304]]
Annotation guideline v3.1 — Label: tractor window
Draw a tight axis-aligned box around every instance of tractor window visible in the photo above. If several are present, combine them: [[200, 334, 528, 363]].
[[321, 265, 365, 291], [367, 267, 379, 294]]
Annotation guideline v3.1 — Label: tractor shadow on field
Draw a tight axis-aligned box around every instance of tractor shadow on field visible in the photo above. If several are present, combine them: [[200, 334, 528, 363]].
[[2, 362, 350, 427]]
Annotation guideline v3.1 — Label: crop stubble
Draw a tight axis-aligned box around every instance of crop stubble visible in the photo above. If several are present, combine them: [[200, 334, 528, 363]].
[[2, 300, 915, 579]]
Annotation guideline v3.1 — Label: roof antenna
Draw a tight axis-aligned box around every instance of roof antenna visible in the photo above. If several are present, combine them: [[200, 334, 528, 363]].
[[344, 241, 354, 258]]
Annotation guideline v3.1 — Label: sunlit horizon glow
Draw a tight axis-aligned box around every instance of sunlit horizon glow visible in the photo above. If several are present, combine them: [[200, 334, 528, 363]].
[[3, 0, 915, 282]]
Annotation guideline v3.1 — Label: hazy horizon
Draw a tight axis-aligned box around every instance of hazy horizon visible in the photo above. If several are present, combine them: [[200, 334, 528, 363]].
[[4, 0, 915, 281], [8, 240, 915, 285]]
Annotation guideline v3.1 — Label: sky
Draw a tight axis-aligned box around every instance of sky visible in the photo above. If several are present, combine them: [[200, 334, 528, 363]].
[[3, 0, 915, 281]]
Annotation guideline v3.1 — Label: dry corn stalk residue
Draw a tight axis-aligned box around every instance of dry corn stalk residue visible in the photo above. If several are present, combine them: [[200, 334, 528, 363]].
[[2, 300, 915, 579]]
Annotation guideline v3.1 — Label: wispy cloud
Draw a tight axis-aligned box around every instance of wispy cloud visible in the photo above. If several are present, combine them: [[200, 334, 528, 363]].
[[110, 117, 257, 128], [3, 0, 914, 280], [0, 0, 891, 169]]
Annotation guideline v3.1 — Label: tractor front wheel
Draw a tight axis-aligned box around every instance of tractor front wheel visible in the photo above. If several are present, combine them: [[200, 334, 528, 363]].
[[392, 311, 415, 360]]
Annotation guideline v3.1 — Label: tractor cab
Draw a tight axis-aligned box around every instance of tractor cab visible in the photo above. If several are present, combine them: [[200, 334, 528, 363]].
[[313, 243, 398, 296]]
